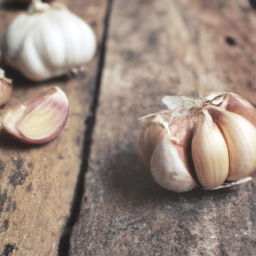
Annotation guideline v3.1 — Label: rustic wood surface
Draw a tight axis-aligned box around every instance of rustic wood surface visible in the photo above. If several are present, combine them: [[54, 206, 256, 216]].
[[70, 0, 256, 255], [0, 0, 107, 255]]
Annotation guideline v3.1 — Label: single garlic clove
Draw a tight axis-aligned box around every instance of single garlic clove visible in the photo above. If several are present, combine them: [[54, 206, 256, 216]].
[[224, 93, 256, 128], [209, 108, 256, 180], [148, 115, 197, 192], [150, 134, 197, 193], [3, 87, 68, 144], [192, 110, 229, 189], [206, 92, 256, 128], [0, 69, 12, 107], [138, 115, 166, 171]]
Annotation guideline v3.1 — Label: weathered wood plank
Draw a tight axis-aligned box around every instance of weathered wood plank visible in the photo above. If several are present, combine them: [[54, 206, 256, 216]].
[[0, 0, 107, 255], [70, 0, 256, 255]]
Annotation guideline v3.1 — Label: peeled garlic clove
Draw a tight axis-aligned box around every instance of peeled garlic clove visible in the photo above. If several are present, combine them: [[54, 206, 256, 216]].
[[209, 108, 256, 180], [3, 87, 68, 144], [139, 114, 197, 192], [192, 110, 229, 189], [1, 1, 96, 81], [0, 69, 12, 107]]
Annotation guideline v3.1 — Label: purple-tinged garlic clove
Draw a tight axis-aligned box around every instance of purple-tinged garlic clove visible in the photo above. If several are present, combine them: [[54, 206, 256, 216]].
[[224, 93, 256, 128], [205, 92, 256, 128], [3, 87, 68, 144]]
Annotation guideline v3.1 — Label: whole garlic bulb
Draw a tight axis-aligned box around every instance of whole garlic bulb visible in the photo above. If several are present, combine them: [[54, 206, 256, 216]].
[[1, 0, 96, 81], [138, 92, 256, 192]]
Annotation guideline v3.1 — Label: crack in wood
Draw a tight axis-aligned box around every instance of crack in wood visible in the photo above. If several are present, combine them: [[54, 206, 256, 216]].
[[57, 0, 113, 255]]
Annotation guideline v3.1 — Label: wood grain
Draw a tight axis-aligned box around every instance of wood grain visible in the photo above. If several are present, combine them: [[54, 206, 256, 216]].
[[70, 0, 256, 255], [0, 0, 107, 255]]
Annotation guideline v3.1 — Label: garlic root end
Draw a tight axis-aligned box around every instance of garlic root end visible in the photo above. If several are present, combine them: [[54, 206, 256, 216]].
[[203, 177, 252, 190]]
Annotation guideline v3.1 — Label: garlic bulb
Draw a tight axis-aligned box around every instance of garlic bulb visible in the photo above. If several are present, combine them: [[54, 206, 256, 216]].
[[138, 92, 256, 192], [1, 0, 96, 81], [0, 69, 12, 107], [14, 0, 52, 4]]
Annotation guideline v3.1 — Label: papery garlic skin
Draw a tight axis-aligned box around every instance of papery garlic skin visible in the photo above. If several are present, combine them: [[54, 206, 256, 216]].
[[0, 69, 12, 107], [205, 92, 256, 127], [1, 1, 96, 81], [3, 86, 69, 144]]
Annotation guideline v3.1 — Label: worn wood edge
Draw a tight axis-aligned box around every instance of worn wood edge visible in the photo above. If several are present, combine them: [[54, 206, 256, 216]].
[[58, 1, 112, 254], [0, 0, 107, 255]]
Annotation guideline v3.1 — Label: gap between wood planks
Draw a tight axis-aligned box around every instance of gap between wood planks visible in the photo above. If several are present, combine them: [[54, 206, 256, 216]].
[[58, 0, 113, 255]]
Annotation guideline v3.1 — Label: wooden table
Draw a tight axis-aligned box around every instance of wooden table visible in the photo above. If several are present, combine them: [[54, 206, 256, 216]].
[[0, 0, 107, 255], [1, 0, 256, 255]]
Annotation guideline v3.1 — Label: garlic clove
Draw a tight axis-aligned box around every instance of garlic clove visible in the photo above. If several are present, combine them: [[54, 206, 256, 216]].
[[209, 108, 256, 180], [149, 115, 197, 192], [224, 93, 256, 128], [138, 114, 168, 171], [192, 110, 229, 189], [3, 87, 68, 144], [0, 69, 12, 107], [168, 115, 197, 180], [206, 92, 256, 127], [150, 132, 197, 193]]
